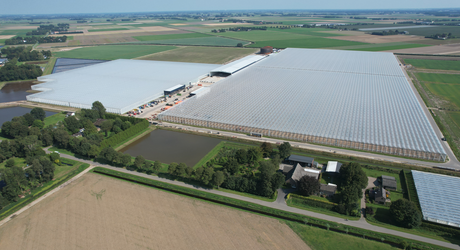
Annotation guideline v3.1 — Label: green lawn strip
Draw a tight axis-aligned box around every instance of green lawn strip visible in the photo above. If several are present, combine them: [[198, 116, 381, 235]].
[[349, 44, 430, 52], [214, 30, 310, 42], [54, 45, 177, 60], [88, 28, 129, 32], [48, 146, 77, 157], [405, 59, 460, 71], [0, 163, 90, 221], [286, 221, 396, 250], [192, 141, 226, 169], [246, 36, 366, 49], [91, 167, 449, 250], [43, 57, 57, 75], [218, 187, 276, 202], [448, 111, 460, 127], [0, 133, 10, 141], [0, 157, 27, 169], [271, 27, 349, 37], [416, 73, 460, 85], [43, 112, 66, 127], [114, 126, 155, 151], [133, 32, 210, 41], [54, 159, 83, 179], [286, 195, 359, 221], [425, 82, 460, 108], [362, 168, 402, 191], [128, 36, 248, 46]]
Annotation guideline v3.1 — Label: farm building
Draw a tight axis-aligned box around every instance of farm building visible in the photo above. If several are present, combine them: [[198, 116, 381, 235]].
[[380, 175, 397, 190], [285, 155, 315, 167], [158, 48, 446, 161], [27, 59, 219, 114], [320, 183, 337, 197], [325, 161, 342, 174], [412, 170, 460, 227], [286, 163, 321, 188]]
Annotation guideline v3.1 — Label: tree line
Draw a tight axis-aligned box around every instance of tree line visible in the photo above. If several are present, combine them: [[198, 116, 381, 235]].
[[371, 30, 407, 36], [0, 59, 43, 82], [5, 36, 68, 45], [425, 33, 456, 39], [1, 46, 51, 61], [26, 23, 69, 36]]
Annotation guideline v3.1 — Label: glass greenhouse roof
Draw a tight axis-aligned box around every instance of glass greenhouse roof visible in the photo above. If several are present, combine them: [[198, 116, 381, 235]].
[[160, 48, 445, 157], [412, 170, 460, 227]]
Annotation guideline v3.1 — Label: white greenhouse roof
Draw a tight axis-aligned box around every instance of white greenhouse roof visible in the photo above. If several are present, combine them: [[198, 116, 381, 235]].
[[27, 59, 219, 114], [326, 161, 340, 173], [210, 55, 266, 75], [159, 48, 446, 159], [412, 170, 460, 227]]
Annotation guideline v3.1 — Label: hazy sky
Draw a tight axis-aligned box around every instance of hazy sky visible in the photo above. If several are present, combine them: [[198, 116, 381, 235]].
[[1, 0, 460, 15]]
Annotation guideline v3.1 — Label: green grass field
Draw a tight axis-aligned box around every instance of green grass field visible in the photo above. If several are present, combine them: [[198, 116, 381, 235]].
[[43, 112, 66, 127], [425, 83, 460, 108], [448, 112, 460, 127], [43, 57, 57, 75], [416, 73, 460, 84], [273, 27, 348, 37], [131, 36, 248, 46], [401, 26, 460, 37], [133, 32, 210, 41], [286, 221, 396, 250], [215, 30, 311, 41], [54, 45, 177, 60], [404, 59, 460, 71], [361, 168, 402, 191], [246, 36, 365, 48], [351, 43, 430, 51], [0, 157, 26, 169], [88, 28, 129, 32], [0, 29, 34, 36], [137, 46, 258, 63]]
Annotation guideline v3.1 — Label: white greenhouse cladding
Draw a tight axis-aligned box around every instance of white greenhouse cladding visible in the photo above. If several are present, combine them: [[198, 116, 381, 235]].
[[27, 59, 219, 114], [159, 48, 446, 161], [412, 170, 460, 227]]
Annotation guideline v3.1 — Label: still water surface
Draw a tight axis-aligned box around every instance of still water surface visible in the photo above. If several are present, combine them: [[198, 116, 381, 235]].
[[0, 81, 35, 103], [121, 129, 223, 167], [0, 106, 57, 127]]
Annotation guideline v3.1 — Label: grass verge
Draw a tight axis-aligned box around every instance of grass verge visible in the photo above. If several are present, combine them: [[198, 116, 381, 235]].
[[43, 57, 57, 75]]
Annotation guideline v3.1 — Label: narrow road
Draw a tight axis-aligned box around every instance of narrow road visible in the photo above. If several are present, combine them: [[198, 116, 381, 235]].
[[0, 164, 95, 228], [49, 151, 459, 250]]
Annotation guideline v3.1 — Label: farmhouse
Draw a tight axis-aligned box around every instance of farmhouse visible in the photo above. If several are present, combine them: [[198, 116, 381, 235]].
[[373, 187, 390, 205], [286, 163, 321, 188]]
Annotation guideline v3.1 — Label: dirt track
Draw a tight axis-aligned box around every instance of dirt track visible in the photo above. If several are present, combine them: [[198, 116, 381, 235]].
[[0, 173, 310, 250]]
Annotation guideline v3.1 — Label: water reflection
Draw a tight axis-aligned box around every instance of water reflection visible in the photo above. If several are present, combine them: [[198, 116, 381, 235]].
[[0, 81, 36, 103]]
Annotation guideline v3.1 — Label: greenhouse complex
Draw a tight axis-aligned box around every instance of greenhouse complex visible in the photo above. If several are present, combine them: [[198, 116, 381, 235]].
[[27, 59, 218, 114], [412, 170, 460, 227], [159, 48, 446, 161]]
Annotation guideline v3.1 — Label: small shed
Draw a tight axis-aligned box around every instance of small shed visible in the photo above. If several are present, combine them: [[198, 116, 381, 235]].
[[381, 175, 397, 191], [320, 183, 337, 197], [0, 58, 7, 66], [325, 161, 342, 174], [260, 46, 273, 54]]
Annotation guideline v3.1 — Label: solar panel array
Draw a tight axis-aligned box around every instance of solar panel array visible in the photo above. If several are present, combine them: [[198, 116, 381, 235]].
[[412, 170, 460, 227], [159, 48, 446, 160]]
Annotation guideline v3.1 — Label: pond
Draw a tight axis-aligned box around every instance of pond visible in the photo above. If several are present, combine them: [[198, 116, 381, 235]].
[[0, 80, 36, 103], [121, 129, 223, 167], [0, 106, 57, 127]]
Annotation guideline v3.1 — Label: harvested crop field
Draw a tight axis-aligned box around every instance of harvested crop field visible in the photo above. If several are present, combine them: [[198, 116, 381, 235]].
[[387, 43, 460, 54], [0, 173, 310, 250], [137, 46, 258, 64], [0, 35, 15, 39], [67, 31, 189, 46], [327, 34, 429, 44]]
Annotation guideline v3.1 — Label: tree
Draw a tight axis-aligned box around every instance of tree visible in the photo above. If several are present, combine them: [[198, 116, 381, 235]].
[[168, 162, 178, 175], [194, 166, 204, 180], [271, 172, 285, 191], [121, 153, 132, 166], [82, 119, 97, 136], [49, 152, 60, 164], [278, 142, 292, 159], [224, 158, 239, 175], [5, 159, 15, 168], [153, 161, 162, 172], [144, 161, 152, 173], [212, 171, 225, 188], [134, 155, 145, 169], [64, 116, 81, 133], [185, 167, 193, 177], [236, 43, 243, 47], [101, 120, 113, 137], [99, 147, 117, 163], [235, 149, 247, 164], [175, 163, 187, 176], [298, 176, 320, 196], [247, 147, 262, 165], [92, 101, 106, 119], [260, 142, 273, 157], [201, 167, 215, 185], [30, 107, 46, 121], [32, 119, 44, 129], [337, 162, 368, 215], [390, 199, 422, 229], [53, 128, 71, 148]]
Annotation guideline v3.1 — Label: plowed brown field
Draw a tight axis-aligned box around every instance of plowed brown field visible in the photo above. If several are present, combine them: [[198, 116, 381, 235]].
[[0, 173, 310, 250]]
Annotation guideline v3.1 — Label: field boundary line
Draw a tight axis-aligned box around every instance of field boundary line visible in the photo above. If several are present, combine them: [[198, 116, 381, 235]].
[[0, 165, 94, 228]]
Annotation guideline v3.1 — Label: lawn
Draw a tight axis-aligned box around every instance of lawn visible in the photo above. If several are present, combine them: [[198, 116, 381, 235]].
[[0, 157, 27, 169], [286, 195, 359, 220], [361, 168, 402, 191], [448, 111, 460, 127], [43, 112, 66, 127], [286, 221, 396, 250], [404, 59, 460, 71], [425, 82, 460, 108], [54, 45, 177, 60], [54, 158, 83, 179], [0, 29, 34, 36], [192, 141, 226, 169], [132, 32, 210, 41], [351, 43, 430, 51], [88, 28, 129, 32], [137, 46, 258, 64], [246, 36, 365, 49], [131, 36, 249, 46], [215, 30, 311, 41], [416, 73, 460, 84], [42, 57, 57, 75]]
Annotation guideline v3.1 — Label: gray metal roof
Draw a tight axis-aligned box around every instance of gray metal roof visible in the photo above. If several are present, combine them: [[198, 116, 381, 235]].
[[412, 170, 460, 227], [210, 55, 266, 75], [159, 48, 446, 159], [27, 59, 219, 114], [287, 155, 314, 164]]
